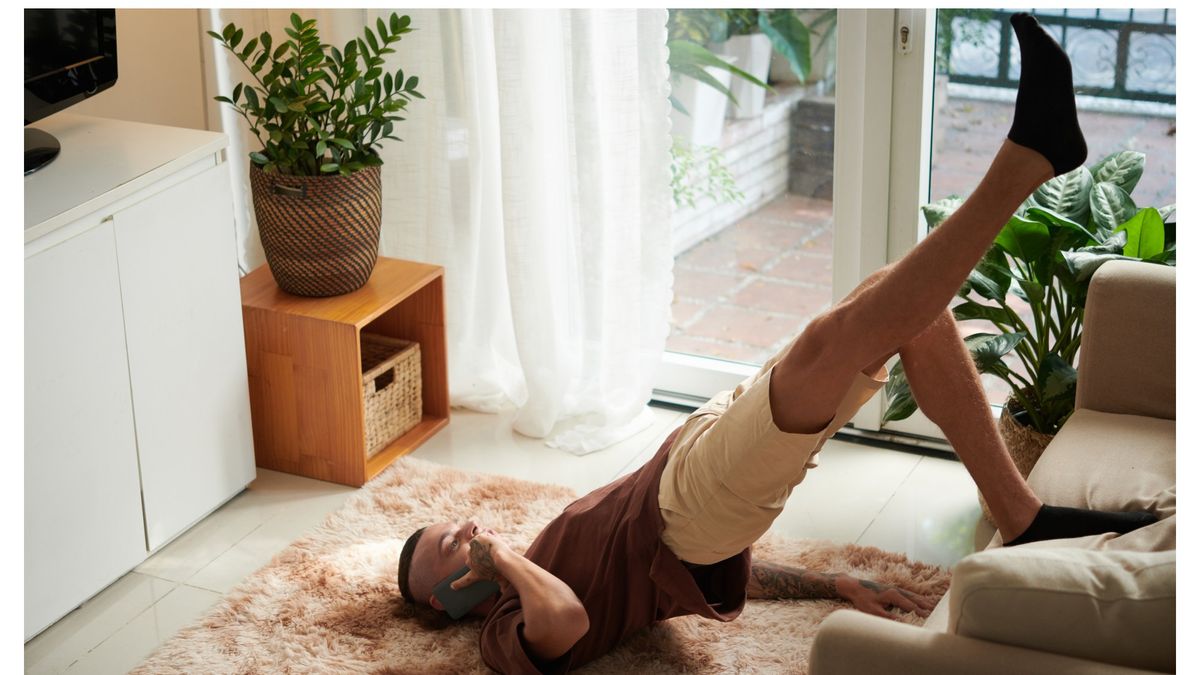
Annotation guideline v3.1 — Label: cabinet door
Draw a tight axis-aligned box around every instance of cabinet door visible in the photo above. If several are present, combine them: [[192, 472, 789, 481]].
[[25, 221, 148, 640], [113, 162, 256, 550]]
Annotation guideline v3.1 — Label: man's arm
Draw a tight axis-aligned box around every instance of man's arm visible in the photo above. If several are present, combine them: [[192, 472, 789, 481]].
[[454, 534, 589, 662], [748, 561, 936, 619]]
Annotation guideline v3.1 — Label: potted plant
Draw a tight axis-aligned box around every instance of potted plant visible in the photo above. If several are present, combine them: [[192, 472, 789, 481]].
[[882, 151, 1175, 519], [208, 12, 423, 297], [720, 9, 823, 117], [666, 9, 767, 146]]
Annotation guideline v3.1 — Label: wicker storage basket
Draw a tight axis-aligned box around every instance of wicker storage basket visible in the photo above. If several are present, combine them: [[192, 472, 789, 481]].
[[360, 333, 422, 458]]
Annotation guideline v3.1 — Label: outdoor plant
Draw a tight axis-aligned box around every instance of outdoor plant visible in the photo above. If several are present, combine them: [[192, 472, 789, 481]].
[[670, 138, 743, 209], [666, 8, 833, 113], [883, 150, 1176, 435], [207, 12, 423, 176]]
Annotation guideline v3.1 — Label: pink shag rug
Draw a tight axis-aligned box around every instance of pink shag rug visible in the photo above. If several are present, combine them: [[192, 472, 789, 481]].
[[132, 456, 951, 674]]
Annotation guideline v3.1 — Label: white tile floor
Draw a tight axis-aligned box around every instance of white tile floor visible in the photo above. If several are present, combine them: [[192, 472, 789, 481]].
[[24, 405, 990, 674]]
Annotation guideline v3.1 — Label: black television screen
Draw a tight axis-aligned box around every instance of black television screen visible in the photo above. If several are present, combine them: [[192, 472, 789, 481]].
[[24, 9, 118, 173], [25, 9, 118, 123]]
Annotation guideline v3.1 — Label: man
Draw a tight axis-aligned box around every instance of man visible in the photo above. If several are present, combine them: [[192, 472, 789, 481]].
[[396, 14, 1156, 674]]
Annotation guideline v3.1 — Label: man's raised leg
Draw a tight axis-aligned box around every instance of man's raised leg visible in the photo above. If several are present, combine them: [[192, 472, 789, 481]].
[[769, 13, 1087, 435]]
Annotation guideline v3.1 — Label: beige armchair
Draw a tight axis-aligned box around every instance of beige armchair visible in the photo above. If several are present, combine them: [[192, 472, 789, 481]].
[[809, 260, 1177, 675]]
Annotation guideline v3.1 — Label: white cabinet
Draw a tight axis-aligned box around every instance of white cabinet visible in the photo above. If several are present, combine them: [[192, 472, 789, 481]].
[[24, 114, 256, 640], [24, 220, 149, 642]]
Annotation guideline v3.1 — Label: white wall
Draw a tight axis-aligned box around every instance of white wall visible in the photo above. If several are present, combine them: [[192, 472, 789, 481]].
[[71, 9, 208, 130]]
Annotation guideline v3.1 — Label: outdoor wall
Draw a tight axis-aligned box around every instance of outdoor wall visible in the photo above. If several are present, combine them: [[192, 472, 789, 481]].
[[71, 9, 208, 130], [787, 97, 835, 200]]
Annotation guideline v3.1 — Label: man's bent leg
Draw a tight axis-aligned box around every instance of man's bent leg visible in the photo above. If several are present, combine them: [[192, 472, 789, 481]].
[[899, 310, 1041, 541], [900, 309, 1157, 545]]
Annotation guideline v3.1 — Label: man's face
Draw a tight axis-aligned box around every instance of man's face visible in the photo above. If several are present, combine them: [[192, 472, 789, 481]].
[[407, 520, 496, 607]]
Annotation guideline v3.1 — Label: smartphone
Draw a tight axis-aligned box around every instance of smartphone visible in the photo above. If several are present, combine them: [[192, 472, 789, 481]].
[[432, 565, 500, 619]]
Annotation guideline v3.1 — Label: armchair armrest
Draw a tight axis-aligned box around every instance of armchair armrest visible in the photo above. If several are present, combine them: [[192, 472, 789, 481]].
[[809, 610, 1155, 675], [1075, 260, 1175, 419]]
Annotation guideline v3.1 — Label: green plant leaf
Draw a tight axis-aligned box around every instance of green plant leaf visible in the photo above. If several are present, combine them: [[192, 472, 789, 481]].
[[1089, 182, 1138, 235], [921, 196, 964, 229], [320, 162, 340, 173], [239, 37, 258, 60], [1060, 250, 1137, 283], [269, 96, 288, 113], [759, 10, 811, 82], [1037, 353, 1077, 401], [1024, 206, 1101, 243], [882, 361, 918, 422], [290, 13, 303, 31], [1013, 277, 1043, 304], [249, 152, 270, 165], [965, 266, 1008, 302], [964, 332, 1025, 374], [667, 39, 768, 105], [1115, 207, 1166, 259], [995, 215, 1051, 264], [1089, 150, 1145, 195], [1145, 245, 1176, 265], [1157, 203, 1176, 223], [952, 300, 1013, 326], [1031, 166, 1094, 222]]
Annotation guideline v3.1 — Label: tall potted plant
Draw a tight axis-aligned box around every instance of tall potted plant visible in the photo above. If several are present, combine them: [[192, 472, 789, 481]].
[[209, 13, 423, 297], [720, 9, 820, 117], [882, 151, 1175, 521]]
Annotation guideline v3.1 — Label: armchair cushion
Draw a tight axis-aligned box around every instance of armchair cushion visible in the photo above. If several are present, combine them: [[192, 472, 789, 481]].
[[948, 547, 1175, 673], [1026, 409, 1175, 522]]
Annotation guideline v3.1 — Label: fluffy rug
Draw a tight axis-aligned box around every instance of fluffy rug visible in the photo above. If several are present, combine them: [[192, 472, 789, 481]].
[[133, 457, 951, 674]]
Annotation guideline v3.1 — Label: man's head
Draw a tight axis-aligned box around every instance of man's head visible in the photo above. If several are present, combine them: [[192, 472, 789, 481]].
[[397, 520, 497, 614]]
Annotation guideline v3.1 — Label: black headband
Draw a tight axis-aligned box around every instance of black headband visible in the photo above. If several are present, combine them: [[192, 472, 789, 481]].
[[397, 526, 427, 603]]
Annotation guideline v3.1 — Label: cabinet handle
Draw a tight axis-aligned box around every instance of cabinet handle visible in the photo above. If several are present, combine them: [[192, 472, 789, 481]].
[[273, 183, 306, 198]]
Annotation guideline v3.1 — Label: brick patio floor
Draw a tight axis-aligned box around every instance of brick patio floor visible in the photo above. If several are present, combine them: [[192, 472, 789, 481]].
[[669, 96, 1175, 405]]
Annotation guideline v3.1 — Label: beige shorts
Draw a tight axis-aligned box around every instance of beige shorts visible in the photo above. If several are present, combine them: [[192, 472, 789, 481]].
[[658, 362, 887, 565]]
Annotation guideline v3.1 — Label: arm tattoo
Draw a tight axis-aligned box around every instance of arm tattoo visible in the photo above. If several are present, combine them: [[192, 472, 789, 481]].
[[857, 578, 884, 593], [469, 539, 500, 579], [748, 561, 840, 600]]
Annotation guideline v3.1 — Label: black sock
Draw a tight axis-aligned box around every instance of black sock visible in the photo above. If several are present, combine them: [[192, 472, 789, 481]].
[[1004, 504, 1158, 547], [1006, 12, 1088, 176]]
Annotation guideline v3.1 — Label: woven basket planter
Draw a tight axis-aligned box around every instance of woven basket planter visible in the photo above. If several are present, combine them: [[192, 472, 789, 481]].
[[250, 164, 382, 297], [979, 395, 1056, 527]]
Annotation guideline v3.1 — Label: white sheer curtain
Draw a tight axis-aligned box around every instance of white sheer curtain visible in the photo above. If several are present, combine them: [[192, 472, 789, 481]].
[[202, 9, 674, 454]]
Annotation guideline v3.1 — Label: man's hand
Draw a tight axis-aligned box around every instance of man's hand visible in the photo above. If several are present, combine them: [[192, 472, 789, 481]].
[[834, 575, 937, 620], [451, 532, 512, 591]]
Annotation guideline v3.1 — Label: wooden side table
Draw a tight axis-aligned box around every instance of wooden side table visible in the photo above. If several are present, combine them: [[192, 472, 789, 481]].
[[240, 256, 449, 486]]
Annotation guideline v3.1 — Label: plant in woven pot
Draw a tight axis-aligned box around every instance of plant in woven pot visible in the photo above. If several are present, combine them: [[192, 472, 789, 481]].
[[209, 13, 423, 297], [882, 151, 1176, 525]]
